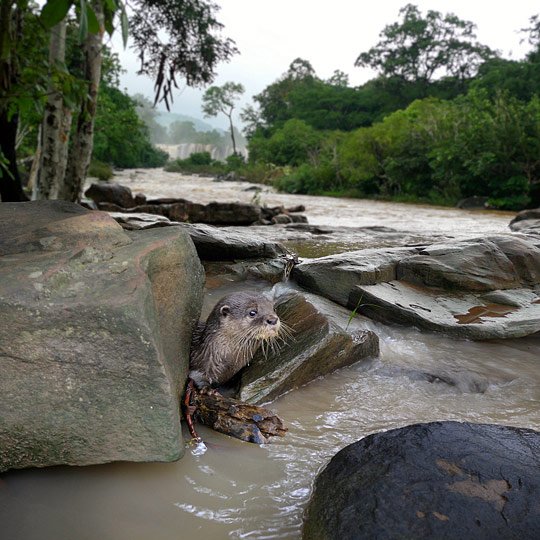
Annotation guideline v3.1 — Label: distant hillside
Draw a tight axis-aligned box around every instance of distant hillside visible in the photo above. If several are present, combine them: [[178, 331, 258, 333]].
[[155, 111, 223, 133]]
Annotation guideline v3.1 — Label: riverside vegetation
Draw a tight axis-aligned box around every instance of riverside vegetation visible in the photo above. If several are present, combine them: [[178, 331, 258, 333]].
[[167, 6, 540, 211], [3, 3, 539, 211]]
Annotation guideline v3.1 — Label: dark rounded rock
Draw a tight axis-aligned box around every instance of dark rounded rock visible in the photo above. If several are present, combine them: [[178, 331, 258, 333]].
[[510, 208, 540, 225], [84, 182, 136, 208], [303, 421, 540, 540]]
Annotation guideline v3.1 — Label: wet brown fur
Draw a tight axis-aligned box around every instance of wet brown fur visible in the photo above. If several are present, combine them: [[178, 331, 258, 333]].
[[189, 292, 281, 388]]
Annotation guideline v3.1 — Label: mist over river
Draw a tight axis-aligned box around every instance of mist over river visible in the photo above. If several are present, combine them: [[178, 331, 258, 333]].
[[1, 170, 538, 539]]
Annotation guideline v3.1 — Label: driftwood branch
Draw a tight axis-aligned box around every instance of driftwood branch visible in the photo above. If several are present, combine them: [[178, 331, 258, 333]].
[[184, 383, 287, 444]]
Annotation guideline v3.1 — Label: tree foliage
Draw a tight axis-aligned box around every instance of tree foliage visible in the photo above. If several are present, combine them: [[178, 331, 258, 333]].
[[93, 84, 168, 168], [249, 119, 321, 167], [130, 0, 238, 109], [202, 81, 244, 154], [0, 0, 236, 201], [355, 4, 496, 85], [274, 92, 540, 210]]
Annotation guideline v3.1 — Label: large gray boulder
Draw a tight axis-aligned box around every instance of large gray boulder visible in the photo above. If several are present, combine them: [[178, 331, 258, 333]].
[[239, 290, 379, 404], [293, 235, 540, 339], [303, 422, 540, 540], [0, 201, 204, 472]]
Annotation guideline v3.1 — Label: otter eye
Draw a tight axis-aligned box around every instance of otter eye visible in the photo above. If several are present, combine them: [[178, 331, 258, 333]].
[[248, 309, 257, 317]]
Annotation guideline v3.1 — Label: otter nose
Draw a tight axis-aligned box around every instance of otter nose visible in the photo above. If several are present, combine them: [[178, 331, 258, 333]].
[[266, 316, 278, 326]]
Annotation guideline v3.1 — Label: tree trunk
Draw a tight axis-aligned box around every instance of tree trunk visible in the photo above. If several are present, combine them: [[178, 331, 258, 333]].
[[27, 125, 41, 195], [0, 0, 27, 202], [228, 112, 237, 155], [60, 1, 104, 202], [35, 19, 72, 200], [0, 109, 28, 201]]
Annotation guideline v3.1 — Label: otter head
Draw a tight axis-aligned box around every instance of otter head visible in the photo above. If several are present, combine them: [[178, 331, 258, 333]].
[[215, 292, 281, 343]]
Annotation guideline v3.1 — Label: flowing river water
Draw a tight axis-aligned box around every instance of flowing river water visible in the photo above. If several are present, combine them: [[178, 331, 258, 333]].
[[2, 170, 539, 539]]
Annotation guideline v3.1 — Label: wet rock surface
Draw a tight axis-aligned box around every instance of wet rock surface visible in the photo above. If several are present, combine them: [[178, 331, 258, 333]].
[[179, 223, 288, 260], [0, 201, 204, 472], [294, 235, 540, 339], [239, 290, 379, 405], [107, 212, 288, 260], [303, 421, 540, 540], [397, 236, 540, 291]]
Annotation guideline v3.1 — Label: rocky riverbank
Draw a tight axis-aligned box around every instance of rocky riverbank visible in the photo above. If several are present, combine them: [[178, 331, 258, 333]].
[[2, 171, 539, 539]]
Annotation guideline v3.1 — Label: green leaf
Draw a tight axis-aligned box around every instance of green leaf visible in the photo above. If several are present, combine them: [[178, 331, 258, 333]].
[[104, 18, 115, 36], [40, 0, 72, 28], [78, 0, 88, 42], [120, 7, 129, 47], [86, 5, 100, 34]]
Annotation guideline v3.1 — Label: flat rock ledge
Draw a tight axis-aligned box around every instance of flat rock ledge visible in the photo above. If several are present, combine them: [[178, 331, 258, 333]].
[[303, 421, 540, 540], [293, 235, 540, 339], [0, 201, 204, 472], [108, 212, 287, 260]]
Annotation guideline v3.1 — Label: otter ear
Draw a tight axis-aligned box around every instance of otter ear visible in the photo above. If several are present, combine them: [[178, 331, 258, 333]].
[[220, 305, 230, 317]]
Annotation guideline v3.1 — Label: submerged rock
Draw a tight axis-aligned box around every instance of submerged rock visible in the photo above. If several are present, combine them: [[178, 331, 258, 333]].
[[303, 421, 540, 540], [239, 290, 379, 404], [293, 236, 540, 340], [0, 201, 204, 472]]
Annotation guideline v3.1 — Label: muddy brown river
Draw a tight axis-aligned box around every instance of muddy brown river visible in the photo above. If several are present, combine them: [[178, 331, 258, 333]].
[[1, 170, 538, 539]]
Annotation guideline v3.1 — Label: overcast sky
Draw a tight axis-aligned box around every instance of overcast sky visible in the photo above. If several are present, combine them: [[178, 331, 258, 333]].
[[112, 0, 539, 130]]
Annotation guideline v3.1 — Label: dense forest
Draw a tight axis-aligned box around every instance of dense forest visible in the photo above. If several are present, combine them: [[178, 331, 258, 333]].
[[237, 5, 540, 210], [1, 2, 539, 210]]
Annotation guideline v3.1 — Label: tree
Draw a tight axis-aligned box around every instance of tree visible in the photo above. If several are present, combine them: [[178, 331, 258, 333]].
[[1, 0, 237, 202], [202, 81, 244, 155], [327, 70, 349, 87], [34, 19, 72, 200], [521, 14, 540, 59], [355, 4, 496, 88], [129, 0, 238, 109], [0, 0, 44, 201], [252, 58, 319, 130], [93, 84, 168, 168]]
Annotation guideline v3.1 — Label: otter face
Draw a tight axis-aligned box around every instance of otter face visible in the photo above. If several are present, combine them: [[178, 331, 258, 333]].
[[219, 297, 281, 341], [212, 292, 281, 346]]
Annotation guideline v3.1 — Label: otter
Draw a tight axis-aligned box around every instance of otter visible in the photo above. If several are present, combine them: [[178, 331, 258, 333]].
[[189, 291, 281, 389]]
